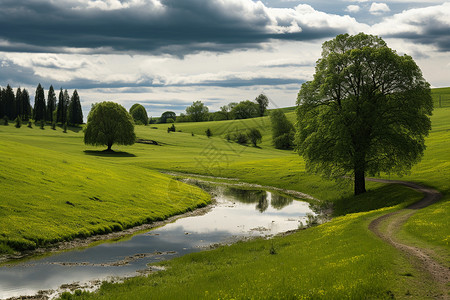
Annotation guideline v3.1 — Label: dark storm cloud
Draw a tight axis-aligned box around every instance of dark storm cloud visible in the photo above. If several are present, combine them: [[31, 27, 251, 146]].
[[0, 0, 353, 56]]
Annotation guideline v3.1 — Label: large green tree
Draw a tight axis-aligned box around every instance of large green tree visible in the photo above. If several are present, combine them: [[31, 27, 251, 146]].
[[33, 83, 46, 121], [129, 103, 149, 125], [68, 90, 83, 125], [186, 101, 209, 122], [296, 33, 432, 195], [84, 101, 135, 151]]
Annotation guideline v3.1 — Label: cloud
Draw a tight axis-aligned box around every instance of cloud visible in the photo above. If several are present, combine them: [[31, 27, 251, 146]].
[[369, 2, 391, 15], [371, 2, 450, 51], [345, 5, 360, 13], [0, 0, 366, 56]]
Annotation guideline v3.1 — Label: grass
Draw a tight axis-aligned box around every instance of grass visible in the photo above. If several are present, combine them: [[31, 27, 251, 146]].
[[0, 126, 210, 253], [61, 190, 432, 300], [1, 88, 449, 298]]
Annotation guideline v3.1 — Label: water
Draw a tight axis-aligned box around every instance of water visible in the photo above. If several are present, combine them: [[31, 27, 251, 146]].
[[0, 185, 314, 299]]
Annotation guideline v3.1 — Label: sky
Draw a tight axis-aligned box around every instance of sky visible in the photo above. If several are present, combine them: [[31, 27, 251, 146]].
[[1, 0, 449, 118]]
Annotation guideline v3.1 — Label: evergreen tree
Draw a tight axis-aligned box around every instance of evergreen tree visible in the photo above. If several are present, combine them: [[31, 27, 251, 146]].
[[47, 85, 57, 122], [21, 89, 31, 120], [63, 89, 70, 123], [15, 87, 22, 120], [4, 84, 15, 120], [33, 83, 46, 121], [0, 87, 4, 118], [68, 90, 83, 125], [57, 88, 64, 123]]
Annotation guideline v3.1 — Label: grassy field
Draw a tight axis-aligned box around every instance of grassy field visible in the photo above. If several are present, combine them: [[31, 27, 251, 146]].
[[1, 88, 449, 298], [0, 126, 210, 254]]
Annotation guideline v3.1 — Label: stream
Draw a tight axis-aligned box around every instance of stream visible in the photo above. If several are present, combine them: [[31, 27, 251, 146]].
[[0, 183, 316, 299]]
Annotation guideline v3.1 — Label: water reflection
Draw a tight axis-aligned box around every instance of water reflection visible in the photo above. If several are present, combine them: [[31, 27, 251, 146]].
[[0, 183, 314, 299]]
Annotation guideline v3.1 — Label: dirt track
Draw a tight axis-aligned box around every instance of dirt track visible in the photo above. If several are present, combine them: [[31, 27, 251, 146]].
[[368, 178, 449, 299]]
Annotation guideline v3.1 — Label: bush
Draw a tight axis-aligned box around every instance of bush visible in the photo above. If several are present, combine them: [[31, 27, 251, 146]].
[[234, 131, 249, 145], [206, 128, 212, 138], [167, 124, 176, 133], [27, 120, 32, 128], [15, 116, 22, 128]]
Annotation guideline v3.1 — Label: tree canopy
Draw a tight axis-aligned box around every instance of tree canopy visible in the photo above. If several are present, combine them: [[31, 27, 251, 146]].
[[129, 103, 149, 125], [270, 109, 295, 149], [230, 100, 259, 119], [47, 85, 56, 122], [255, 94, 269, 116], [296, 33, 433, 195], [160, 111, 176, 123], [84, 101, 136, 151], [186, 101, 209, 122]]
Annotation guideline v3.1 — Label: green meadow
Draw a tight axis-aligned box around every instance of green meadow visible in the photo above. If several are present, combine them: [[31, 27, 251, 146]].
[[1, 88, 449, 298]]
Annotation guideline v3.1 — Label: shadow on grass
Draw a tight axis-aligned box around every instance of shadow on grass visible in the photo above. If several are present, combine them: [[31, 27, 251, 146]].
[[332, 184, 421, 217], [84, 150, 136, 157]]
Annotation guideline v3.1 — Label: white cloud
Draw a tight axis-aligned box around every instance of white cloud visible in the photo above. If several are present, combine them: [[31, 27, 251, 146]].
[[371, 2, 450, 41], [346, 5, 360, 13], [369, 2, 391, 15]]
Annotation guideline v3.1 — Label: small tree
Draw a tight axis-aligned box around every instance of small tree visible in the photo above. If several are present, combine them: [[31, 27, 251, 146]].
[[129, 104, 149, 125], [15, 116, 22, 128], [84, 102, 135, 151], [205, 128, 212, 138], [160, 111, 176, 123], [255, 94, 269, 116], [167, 123, 176, 133], [40, 120, 45, 129], [270, 110, 294, 149], [247, 128, 262, 147], [186, 101, 209, 122], [27, 119, 32, 128]]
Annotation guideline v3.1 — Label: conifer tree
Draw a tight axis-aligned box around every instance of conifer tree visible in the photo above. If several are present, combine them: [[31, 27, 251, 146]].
[[0, 87, 4, 118], [21, 89, 31, 120], [4, 84, 15, 120], [33, 83, 46, 121], [15, 87, 22, 120], [68, 90, 83, 125], [63, 89, 70, 123], [57, 88, 64, 123], [47, 85, 57, 122]]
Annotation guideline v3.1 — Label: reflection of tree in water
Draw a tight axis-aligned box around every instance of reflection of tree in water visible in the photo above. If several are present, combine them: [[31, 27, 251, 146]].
[[255, 194, 268, 213], [270, 193, 293, 210], [223, 187, 269, 212]]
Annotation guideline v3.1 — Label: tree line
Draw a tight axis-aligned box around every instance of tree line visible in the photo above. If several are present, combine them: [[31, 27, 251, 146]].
[[154, 94, 269, 124], [0, 83, 83, 126]]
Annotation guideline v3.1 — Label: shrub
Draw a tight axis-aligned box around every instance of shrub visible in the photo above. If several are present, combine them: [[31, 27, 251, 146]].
[[15, 116, 22, 128], [206, 128, 212, 138], [167, 124, 176, 133]]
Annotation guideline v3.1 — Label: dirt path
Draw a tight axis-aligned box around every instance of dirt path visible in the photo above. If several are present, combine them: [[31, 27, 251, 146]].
[[367, 178, 449, 299]]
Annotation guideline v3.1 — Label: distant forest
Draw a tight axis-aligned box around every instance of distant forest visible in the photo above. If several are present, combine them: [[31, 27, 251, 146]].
[[0, 83, 83, 125]]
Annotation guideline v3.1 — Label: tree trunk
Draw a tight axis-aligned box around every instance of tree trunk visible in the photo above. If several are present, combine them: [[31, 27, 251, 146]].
[[107, 142, 113, 151], [354, 168, 366, 195]]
